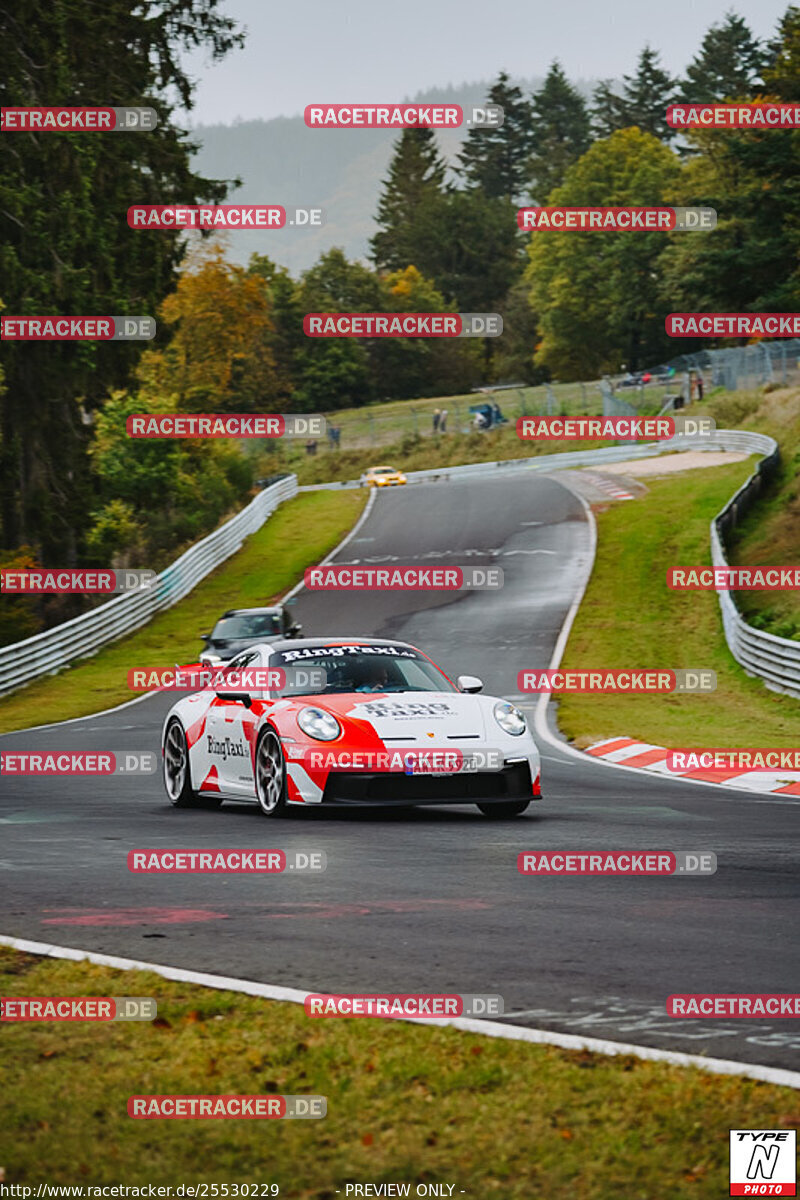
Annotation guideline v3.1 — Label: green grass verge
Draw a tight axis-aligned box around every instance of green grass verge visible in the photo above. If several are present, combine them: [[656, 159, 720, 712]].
[[2, 948, 797, 1195], [258, 427, 632, 488], [558, 459, 800, 748], [0, 490, 365, 735]]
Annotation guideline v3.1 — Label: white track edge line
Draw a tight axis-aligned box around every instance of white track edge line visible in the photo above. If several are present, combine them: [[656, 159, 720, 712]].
[[2, 934, 797, 1090]]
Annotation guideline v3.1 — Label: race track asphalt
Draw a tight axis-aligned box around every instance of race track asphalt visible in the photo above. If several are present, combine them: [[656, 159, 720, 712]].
[[1, 472, 798, 1069]]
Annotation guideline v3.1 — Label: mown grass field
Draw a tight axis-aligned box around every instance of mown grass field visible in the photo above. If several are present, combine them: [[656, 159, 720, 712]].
[[2, 948, 798, 1196]]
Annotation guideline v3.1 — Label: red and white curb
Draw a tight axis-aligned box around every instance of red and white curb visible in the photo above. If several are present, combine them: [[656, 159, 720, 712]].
[[580, 471, 636, 501], [0, 934, 798, 1090], [585, 737, 800, 796]]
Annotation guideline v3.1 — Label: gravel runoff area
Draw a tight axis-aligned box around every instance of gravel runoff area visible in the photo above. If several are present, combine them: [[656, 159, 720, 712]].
[[592, 450, 751, 477]]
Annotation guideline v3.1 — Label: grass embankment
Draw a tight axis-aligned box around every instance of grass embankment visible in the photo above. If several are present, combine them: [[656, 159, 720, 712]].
[[558, 455, 800, 748], [0, 490, 365, 734], [1, 948, 797, 1194], [264, 426, 634, 487]]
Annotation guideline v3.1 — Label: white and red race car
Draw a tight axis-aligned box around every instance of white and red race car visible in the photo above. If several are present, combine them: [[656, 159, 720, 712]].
[[161, 638, 541, 818]]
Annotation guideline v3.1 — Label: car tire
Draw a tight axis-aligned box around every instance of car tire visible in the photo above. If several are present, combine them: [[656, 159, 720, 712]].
[[477, 800, 531, 818], [163, 718, 210, 808], [255, 729, 289, 818]]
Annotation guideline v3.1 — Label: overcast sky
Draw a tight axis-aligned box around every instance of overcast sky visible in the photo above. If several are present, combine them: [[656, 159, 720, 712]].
[[183, 0, 786, 126]]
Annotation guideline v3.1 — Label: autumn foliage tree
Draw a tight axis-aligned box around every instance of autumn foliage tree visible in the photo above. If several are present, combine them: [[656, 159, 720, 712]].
[[141, 240, 278, 413]]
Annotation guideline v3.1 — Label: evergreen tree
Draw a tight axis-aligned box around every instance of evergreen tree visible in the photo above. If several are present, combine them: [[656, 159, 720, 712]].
[[369, 128, 447, 270], [663, 5, 800, 316], [678, 11, 765, 102], [0, 0, 241, 563], [458, 71, 534, 199], [590, 79, 628, 139], [619, 45, 676, 138], [764, 4, 800, 99], [527, 62, 592, 201]]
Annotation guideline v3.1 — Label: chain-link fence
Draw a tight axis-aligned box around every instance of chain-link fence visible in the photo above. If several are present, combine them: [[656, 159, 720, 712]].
[[291, 338, 799, 461], [305, 377, 678, 456], [655, 338, 800, 393]]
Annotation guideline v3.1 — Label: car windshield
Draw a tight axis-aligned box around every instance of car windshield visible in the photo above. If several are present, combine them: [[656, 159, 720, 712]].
[[269, 645, 455, 697], [212, 613, 282, 639], [372, 467, 395, 475]]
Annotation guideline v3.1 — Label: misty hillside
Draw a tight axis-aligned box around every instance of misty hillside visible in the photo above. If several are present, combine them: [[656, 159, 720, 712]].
[[189, 76, 597, 276]]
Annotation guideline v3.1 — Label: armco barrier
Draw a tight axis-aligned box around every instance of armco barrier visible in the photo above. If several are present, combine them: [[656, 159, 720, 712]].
[[300, 430, 769, 489], [0, 475, 298, 697], [707, 433, 800, 699]]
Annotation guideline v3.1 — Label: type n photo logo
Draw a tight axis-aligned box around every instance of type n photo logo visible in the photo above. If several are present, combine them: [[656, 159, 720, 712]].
[[730, 1130, 796, 1196]]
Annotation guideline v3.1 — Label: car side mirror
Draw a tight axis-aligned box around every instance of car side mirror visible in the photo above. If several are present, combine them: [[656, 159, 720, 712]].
[[200, 632, 210, 642], [215, 692, 253, 708], [290, 623, 303, 637], [457, 675, 483, 694]]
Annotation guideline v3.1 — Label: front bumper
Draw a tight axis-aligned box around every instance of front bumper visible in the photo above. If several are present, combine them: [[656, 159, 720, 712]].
[[319, 761, 540, 806]]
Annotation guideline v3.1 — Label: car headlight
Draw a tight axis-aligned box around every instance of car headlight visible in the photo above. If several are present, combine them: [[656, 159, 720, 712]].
[[494, 701, 527, 737], [297, 707, 341, 742]]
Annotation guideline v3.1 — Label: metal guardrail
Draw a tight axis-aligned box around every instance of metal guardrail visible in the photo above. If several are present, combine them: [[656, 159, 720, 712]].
[[0, 475, 299, 697], [707, 433, 800, 698], [300, 431, 767, 489]]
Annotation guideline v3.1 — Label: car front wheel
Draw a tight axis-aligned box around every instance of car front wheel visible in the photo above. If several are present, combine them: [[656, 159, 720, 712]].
[[477, 800, 531, 819], [255, 729, 289, 817]]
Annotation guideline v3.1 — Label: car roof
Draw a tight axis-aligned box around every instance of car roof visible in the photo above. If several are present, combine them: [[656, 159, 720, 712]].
[[243, 635, 419, 655], [367, 465, 396, 471], [219, 607, 283, 618]]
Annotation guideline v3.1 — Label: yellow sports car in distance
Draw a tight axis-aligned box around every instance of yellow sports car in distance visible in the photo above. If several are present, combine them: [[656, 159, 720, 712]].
[[362, 465, 407, 488]]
